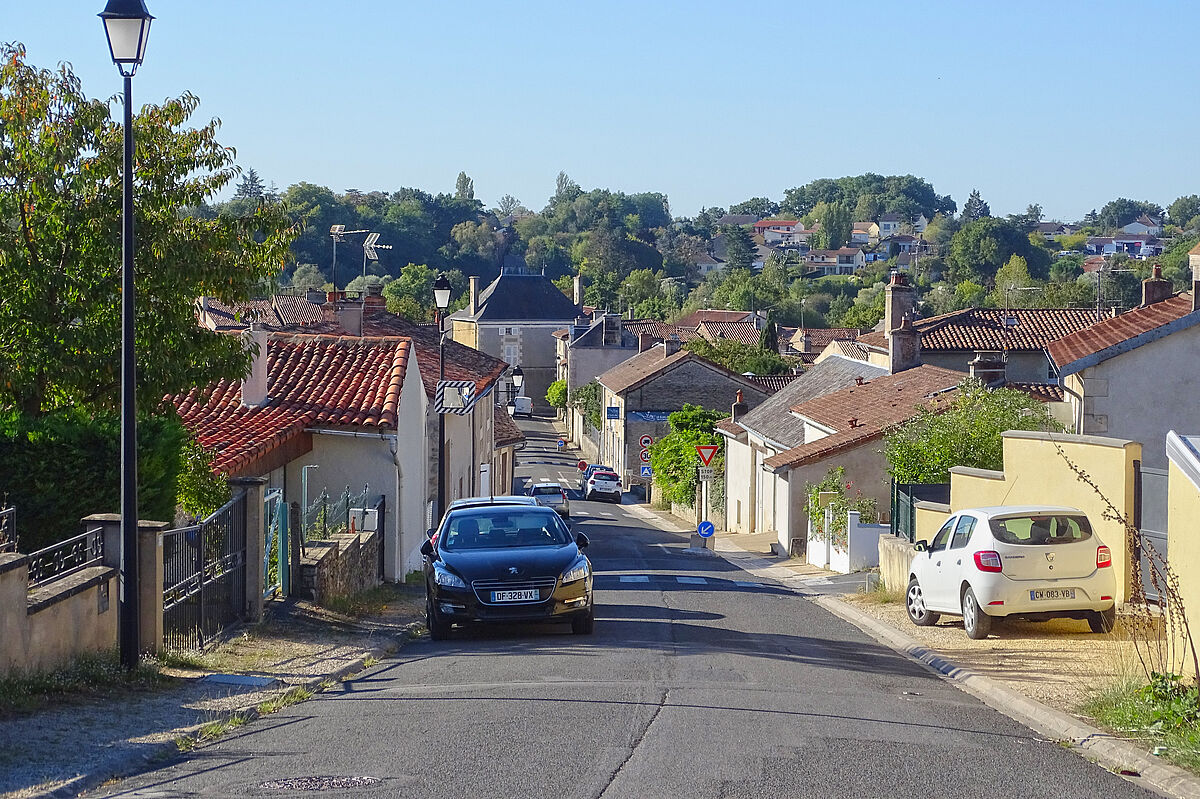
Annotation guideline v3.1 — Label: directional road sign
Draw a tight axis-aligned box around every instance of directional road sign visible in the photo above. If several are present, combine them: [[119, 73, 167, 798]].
[[640, 465, 653, 477], [695, 444, 719, 466], [557, 438, 565, 449], [697, 520, 715, 538]]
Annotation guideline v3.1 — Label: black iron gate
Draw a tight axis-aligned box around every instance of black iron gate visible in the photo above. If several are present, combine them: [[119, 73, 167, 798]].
[[162, 492, 247, 652], [890, 481, 951, 542]]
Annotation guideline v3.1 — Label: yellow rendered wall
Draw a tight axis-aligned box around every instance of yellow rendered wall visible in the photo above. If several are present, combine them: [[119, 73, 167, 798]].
[[1167, 460, 1200, 678], [940, 431, 1140, 605]]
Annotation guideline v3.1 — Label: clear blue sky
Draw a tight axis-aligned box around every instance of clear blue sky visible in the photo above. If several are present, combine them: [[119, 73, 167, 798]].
[[9, 1, 1200, 221]]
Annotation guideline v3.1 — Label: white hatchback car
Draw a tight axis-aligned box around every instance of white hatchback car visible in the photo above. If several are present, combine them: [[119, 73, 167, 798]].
[[905, 506, 1117, 639]]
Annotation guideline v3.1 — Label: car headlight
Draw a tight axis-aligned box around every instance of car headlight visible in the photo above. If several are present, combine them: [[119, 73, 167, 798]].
[[434, 564, 467, 589], [561, 558, 590, 585]]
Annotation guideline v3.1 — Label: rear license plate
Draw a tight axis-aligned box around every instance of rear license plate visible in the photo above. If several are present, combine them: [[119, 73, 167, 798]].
[[493, 589, 539, 602], [1030, 588, 1076, 601]]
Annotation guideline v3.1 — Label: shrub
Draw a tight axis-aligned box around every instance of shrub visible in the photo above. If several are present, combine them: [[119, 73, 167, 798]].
[[545, 379, 567, 409], [803, 466, 878, 550]]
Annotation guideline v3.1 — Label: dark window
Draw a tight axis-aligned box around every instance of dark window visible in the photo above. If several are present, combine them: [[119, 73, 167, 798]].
[[950, 516, 976, 549], [989, 514, 1093, 545], [930, 519, 954, 552]]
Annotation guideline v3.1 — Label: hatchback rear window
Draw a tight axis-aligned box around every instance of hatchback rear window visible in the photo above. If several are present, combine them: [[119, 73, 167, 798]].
[[593, 473, 618, 481], [532, 486, 562, 496], [989, 514, 1093, 545]]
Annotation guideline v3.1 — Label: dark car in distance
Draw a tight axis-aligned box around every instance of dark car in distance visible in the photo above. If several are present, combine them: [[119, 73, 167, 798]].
[[421, 505, 594, 639]]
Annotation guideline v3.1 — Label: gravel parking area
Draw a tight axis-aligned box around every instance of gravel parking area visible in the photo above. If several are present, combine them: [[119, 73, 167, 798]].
[[0, 591, 425, 799], [841, 592, 1141, 712]]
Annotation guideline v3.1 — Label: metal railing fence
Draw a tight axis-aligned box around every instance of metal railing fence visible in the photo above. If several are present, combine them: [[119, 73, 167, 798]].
[[25, 526, 105, 589]]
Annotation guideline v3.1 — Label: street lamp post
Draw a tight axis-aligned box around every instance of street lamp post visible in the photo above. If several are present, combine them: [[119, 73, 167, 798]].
[[511, 365, 524, 403], [433, 274, 452, 520], [99, 0, 154, 671]]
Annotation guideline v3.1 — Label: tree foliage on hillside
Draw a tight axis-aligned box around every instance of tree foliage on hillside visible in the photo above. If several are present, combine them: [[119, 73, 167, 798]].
[[780, 173, 955, 222], [0, 43, 297, 417]]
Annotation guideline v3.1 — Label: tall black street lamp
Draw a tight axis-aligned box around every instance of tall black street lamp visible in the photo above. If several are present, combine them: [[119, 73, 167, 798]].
[[433, 274, 452, 520], [511, 365, 524, 403], [100, 0, 153, 671]]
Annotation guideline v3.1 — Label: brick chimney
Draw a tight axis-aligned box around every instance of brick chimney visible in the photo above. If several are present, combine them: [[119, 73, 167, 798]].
[[663, 334, 682, 357], [969, 350, 1006, 385], [731, 389, 748, 422], [468, 275, 480, 317], [573, 274, 584, 307], [638, 332, 655, 353], [1141, 264, 1172, 307], [241, 324, 269, 407], [884, 271, 916, 336], [888, 315, 921, 374], [363, 281, 386, 313]]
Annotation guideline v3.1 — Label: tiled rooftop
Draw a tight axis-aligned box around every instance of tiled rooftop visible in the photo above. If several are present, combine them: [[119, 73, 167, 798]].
[[790, 327, 863, 351], [744, 373, 801, 393], [1047, 294, 1197, 372], [697, 320, 762, 347], [674, 309, 754, 329], [858, 308, 1096, 353], [623, 319, 699, 342], [173, 334, 412, 475], [493, 404, 526, 448]]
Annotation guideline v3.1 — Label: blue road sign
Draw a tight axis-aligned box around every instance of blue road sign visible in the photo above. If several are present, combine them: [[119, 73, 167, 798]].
[[697, 520, 715, 538], [640, 465, 653, 477], [557, 438, 565, 449], [606, 406, 620, 420]]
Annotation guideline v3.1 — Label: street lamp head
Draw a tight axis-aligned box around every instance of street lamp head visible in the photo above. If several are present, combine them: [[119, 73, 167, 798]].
[[99, 0, 154, 75], [433, 274, 452, 311], [512, 366, 524, 390]]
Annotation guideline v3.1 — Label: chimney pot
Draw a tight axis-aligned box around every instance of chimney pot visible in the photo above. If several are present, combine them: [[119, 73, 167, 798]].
[[573, 274, 584, 307], [855, 376, 864, 386], [1141, 263, 1173, 307], [663, 334, 682, 357], [848, 417, 858, 428], [731, 389, 749, 422], [241, 324, 269, 407], [469, 276, 480, 317]]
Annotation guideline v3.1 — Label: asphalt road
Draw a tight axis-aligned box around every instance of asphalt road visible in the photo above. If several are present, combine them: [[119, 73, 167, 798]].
[[90, 416, 1159, 799]]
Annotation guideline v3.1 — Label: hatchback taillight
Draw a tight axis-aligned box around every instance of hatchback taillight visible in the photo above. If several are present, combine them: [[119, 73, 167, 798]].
[[974, 551, 1003, 573], [561, 490, 567, 501], [1097, 545, 1112, 568]]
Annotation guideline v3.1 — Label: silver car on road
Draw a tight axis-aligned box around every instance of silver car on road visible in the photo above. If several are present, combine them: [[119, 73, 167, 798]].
[[526, 482, 571, 518]]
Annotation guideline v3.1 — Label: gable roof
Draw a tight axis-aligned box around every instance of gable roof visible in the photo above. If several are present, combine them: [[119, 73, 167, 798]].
[[762, 364, 961, 472], [622, 319, 699, 342], [198, 295, 326, 331], [791, 327, 863, 350], [697, 320, 761, 347], [858, 307, 1096, 353], [460, 270, 582, 322], [674, 309, 754, 329], [728, 356, 889, 449], [173, 334, 412, 475], [1047, 294, 1198, 375], [596, 345, 766, 397], [745, 374, 801, 393]]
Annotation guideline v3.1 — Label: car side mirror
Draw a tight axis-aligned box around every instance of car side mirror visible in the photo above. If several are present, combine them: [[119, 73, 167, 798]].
[[913, 540, 927, 552], [420, 539, 435, 558], [575, 532, 590, 549], [425, 527, 435, 539]]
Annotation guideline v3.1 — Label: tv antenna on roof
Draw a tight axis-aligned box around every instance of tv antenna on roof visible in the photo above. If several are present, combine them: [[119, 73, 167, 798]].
[[361, 232, 393, 280], [330, 224, 370, 291]]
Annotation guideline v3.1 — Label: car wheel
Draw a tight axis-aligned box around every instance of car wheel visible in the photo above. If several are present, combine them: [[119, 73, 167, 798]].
[[962, 586, 992, 639], [426, 598, 450, 641], [571, 609, 595, 635], [906, 578, 940, 626], [1088, 606, 1116, 634], [586, 491, 594, 501]]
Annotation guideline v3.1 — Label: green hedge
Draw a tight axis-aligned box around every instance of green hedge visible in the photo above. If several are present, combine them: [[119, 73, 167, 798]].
[[0, 410, 187, 552]]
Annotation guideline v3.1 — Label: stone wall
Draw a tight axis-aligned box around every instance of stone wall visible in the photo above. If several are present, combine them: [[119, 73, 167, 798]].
[[877, 533, 917, 594], [299, 530, 381, 605]]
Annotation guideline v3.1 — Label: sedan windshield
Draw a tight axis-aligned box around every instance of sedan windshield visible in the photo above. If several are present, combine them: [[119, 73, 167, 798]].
[[989, 514, 1093, 545], [441, 510, 572, 550]]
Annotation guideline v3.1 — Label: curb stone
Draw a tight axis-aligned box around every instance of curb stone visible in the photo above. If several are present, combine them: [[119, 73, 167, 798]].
[[35, 638, 403, 799]]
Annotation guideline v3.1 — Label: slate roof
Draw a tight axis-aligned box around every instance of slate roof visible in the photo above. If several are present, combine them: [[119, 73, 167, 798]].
[[724, 356, 890, 449], [459, 270, 582, 322], [493, 404, 526, 448], [762, 365, 961, 471], [697, 320, 761, 347], [1047, 294, 1198, 374], [173, 334, 412, 475], [674, 309, 754, 329], [857, 308, 1096, 353]]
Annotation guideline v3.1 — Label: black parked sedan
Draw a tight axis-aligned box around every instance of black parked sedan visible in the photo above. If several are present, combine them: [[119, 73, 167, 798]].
[[420, 505, 593, 639]]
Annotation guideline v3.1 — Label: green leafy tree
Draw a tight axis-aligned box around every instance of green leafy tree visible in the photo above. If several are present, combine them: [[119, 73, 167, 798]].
[[685, 337, 789, 375], [884, 379, 1064, 484], [570, 380, 603, 431], [728, 197, 778, 218], [758, 317, 779, 353], [545, 379, 567, 409], [812, 201, 853, 250], [1168, 195, 1200, 228], [803, 466, 879, 549], [1096, 198, 1163, 230], [382, 263, 437, 321], [987, 255, 1036, 307], [947, 217, 1049, 286], [454, 170, 475, 202], [0, 44, 297, 417], [648, 404, 723, 506], [721, 225, 756, 271], [288, 263, 328, 290], [960, 189, 991, 222]]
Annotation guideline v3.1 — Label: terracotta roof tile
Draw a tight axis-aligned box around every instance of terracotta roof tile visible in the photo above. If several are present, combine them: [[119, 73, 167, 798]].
[[745, 374, 800, 392], [791, 327, 863, 350], [697, 320, 762, 347], [1047, 294, 1197, 372], [623, 319, 699, 342], [858, 308, 1096, 353], [716, 418, 746, 436], [673, 309, 754, 329], [597, 346, 768, 397], [763, 365, 961, 471], [1005, 382, 1066, 403], [493, 404, 526, 448], [173, 334, 412, 475]]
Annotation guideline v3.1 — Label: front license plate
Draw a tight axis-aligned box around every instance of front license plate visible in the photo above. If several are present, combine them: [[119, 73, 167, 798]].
[[493, 589, 539, 602], [1030, 588, 1076, 601]]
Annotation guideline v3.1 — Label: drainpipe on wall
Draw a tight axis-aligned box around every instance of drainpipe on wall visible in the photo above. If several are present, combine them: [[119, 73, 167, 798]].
[[1057, 375, 1085, 435]]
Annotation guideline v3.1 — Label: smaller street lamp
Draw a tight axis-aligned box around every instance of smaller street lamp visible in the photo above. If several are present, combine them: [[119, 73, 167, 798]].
[[511, 365, 525, 402], [433, 274, 452, 312], [434, 274, 452, 520], [100, 0, 153, 74]]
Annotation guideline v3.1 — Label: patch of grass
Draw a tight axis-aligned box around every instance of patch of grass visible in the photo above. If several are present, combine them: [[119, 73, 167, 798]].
[[174, 712, 249, 753], [155, 650, 212, 671], [0, 649, 170, 715], [322, 583, 410, 617], [1081, 675, 1200, 775], [256, 685, 313, 715], [853, 579, 902, 606], [361, 655, 379, 668]]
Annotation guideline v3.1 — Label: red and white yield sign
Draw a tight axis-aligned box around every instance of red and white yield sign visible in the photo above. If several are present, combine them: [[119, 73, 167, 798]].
[[695, 444, 719, 466]]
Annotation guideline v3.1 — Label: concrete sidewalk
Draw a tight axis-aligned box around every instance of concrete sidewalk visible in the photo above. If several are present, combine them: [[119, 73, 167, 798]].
[[0, 593, 425, 799]]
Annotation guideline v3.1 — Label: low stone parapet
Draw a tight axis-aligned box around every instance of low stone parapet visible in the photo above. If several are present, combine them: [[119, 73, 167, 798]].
[[877, 533, 917, 594], [298, 531, 380, 605]]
